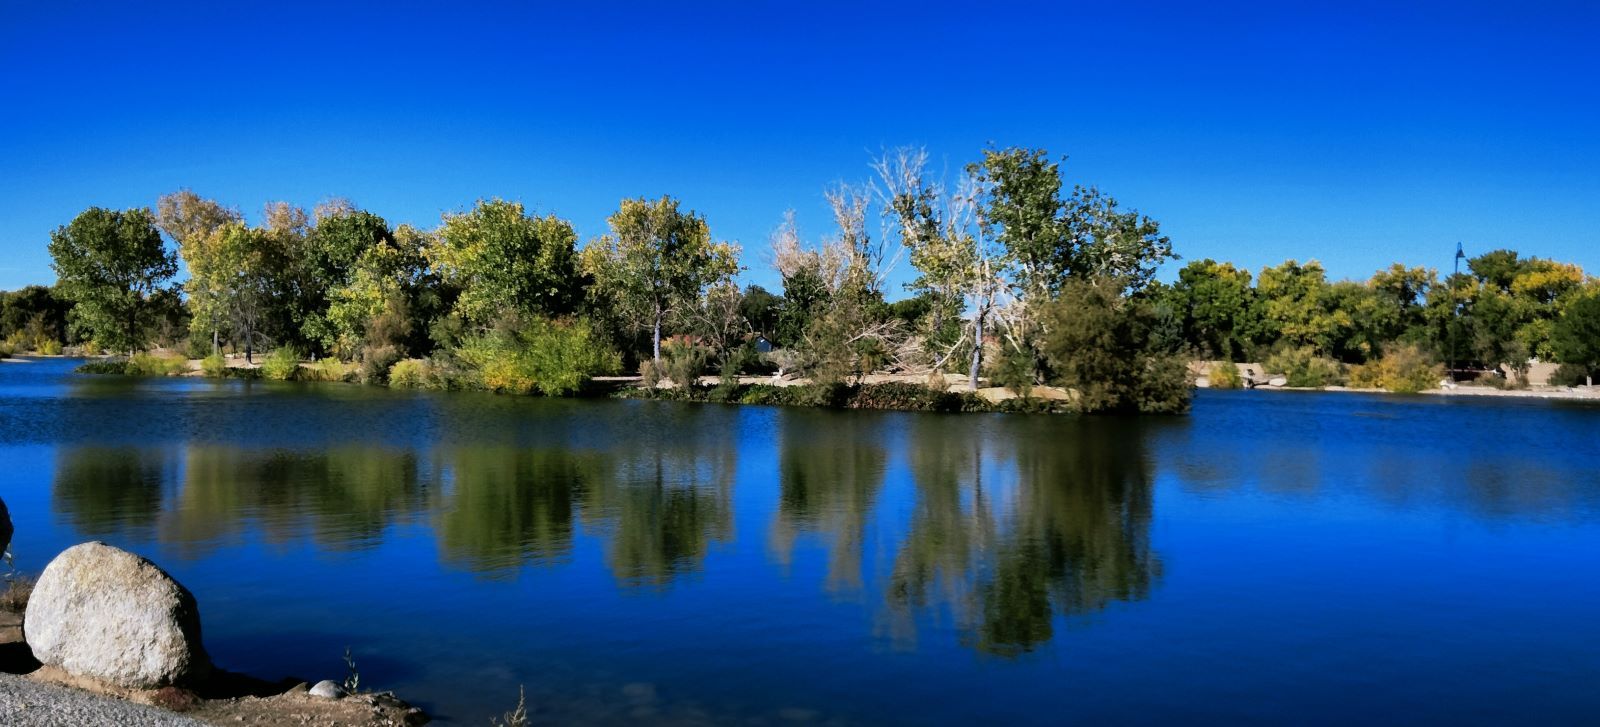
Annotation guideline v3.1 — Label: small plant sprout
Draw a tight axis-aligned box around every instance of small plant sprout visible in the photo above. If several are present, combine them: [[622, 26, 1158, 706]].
[[491, 685, 528, 727], [342, 646, 361, 694]]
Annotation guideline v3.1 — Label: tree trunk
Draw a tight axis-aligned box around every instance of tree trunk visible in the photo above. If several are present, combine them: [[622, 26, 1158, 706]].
[[652, 303, 663, 364], [968, 308, 983, 391]]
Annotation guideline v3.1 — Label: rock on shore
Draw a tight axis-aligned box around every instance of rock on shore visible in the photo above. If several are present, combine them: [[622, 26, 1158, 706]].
[[1, 495, 11, 557], [24, 542, 211, 689]]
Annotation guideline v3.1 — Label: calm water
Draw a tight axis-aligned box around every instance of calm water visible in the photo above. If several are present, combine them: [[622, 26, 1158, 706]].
[[2, 357, 1598, 724]]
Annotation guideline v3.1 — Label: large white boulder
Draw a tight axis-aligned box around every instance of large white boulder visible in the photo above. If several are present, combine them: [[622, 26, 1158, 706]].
[[24, 542, 211, 688]]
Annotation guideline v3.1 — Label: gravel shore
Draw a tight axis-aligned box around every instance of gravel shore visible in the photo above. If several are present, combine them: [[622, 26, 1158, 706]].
[[0, 674, 205, 726]]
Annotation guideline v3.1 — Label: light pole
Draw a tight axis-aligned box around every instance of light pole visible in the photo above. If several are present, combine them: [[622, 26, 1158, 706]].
[[1450, 242, 1465, 380]]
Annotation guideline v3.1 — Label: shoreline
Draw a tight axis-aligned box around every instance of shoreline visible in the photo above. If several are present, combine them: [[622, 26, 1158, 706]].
[[33, 351, 1600, 410], [1233, 382, 1600, 402]]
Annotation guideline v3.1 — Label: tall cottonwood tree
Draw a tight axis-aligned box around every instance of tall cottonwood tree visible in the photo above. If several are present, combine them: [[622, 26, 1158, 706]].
[[876, 147, 1005, 389], [48, 207, 178, 354], [184, 223, 293, 362], [158, 190, 243, 352], [582, 196, 739, 363], [973, 146, 1175, 376]]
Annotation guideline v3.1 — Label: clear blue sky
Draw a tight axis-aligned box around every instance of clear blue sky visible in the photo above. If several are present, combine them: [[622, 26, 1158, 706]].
[[2, 0, 1596, 294]]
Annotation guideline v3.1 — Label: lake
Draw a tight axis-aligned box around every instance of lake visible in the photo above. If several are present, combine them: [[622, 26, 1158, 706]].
[[2, 356, 1598, 724]]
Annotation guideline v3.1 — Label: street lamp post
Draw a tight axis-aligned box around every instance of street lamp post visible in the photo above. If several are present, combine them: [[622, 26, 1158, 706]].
[[1451, 242, 1465, 380]]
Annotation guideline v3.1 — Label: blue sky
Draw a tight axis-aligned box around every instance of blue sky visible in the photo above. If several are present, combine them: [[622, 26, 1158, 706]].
[[1, 1, 1596, 294]]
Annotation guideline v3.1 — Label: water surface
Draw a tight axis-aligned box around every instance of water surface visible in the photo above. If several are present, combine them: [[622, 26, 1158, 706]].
[[2, 357, 1597, 724]]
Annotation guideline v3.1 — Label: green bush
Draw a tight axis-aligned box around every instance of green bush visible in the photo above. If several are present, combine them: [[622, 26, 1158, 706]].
[[127, 352, 189, 376], [37, 339, 62, 356], [1038, 277, 1193, 414], [388, 358, 453, 390], [1550, 362, 1593, 387], [0, 341, 12, 359], [76, 360, 132, 375], [1346, 344, 1441, 393], [989, 346, 1035, 397], [1264, 346, 1343, 388], [201, 352, 227, 378], [1207, 362, 1243, 389], [304, 357, 354, 383], [660, 336, 709, 388], [639, 359, 662, 388], [358, 345, 403, 384], [261, 347, 302, 381], [458, 317, 621, 396]]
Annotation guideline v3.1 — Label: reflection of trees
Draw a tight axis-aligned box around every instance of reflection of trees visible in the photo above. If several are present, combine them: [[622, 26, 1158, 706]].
[[769, 413, 887, 594], [435, 447, 606, 571], [887, 418, 1161, 656], [53, 446, 175, 538], [432, 401, 738, 586], [161, 446, 425, 554], [581, 435, 736, 588]]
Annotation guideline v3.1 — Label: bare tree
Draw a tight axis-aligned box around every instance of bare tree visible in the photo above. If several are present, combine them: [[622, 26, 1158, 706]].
[[875, 146, 1006, 390]]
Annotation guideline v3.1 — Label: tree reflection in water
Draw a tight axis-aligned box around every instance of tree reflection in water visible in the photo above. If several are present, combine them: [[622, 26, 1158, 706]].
[[769, 411, 888, 595], [48, 411, 1159, 655], [52, 446, 175, 540], [885, 416, 1161, 656]]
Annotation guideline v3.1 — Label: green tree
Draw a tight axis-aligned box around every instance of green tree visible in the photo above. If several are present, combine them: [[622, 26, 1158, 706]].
[[581, 196, 739, 363], [184, 223, 294, 361], [1256, 260, 1340, 353], [156, 189, 243, 351], [302, 209, 396, 352], [975, 146, 1175, 297], [1551, 292, 1600, 386], [738, 285, 782, 339], [0, 285, 71, 346], [432, 199, 581, 328], [1166, 259, 1260, 360], [1039, 277, 1191, 414], [47, 207, 178, 354]]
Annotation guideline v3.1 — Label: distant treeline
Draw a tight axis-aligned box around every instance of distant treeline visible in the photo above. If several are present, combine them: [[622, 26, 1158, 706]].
[[1152, 251, 1600, 388], [7, 144, 1599, 408]]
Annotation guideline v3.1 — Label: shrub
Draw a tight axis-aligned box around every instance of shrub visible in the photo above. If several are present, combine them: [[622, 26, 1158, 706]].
[[639, 359, 662, 388], [357, 345, 403, 384], [305, 357, 354, 383], [261, 347, 302, 381], [201, 352, 227, 378], [37, 339, 62, 356], [1263, 346, 1343, 388], [989, 346, 1035, 397], [1346, 344, 1443, 393], [0, 341, 12, 359], [458, 317, 621, 396], [127, 352, 189, 376], [388, 358, 453, 390], [660, 336, 709, 388], [184, 334, 213, 360], [1208, 362, 1242, 389], [80, 340, 104, 356], [76, 360, 132, 375], [1550, 362, 1593, 387], [1039, 277, 1194, 414]]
